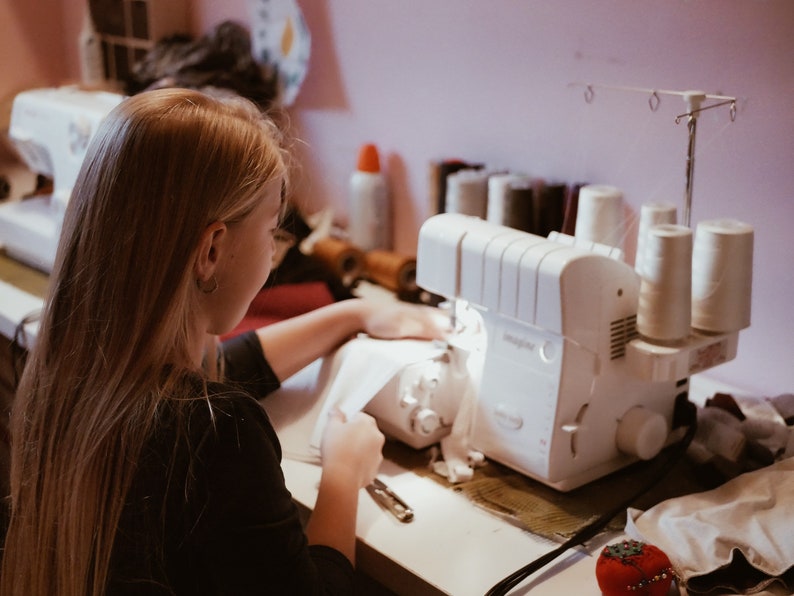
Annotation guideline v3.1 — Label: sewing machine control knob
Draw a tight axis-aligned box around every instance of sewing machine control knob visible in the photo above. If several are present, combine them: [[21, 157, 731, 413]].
[[413, 408, 441, 435], [416, 360, 442, 390], [418, 373, 439, 391], [400, 394, 419, 409], [615, 406, 668, 460]]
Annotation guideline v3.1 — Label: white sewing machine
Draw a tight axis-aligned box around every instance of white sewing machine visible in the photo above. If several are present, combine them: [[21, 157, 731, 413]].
[[0, 86, 124, 271], [403, 212, 745, 491]]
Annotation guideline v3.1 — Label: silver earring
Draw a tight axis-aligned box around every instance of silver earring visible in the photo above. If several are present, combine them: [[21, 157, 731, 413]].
[[196, 275, 218, 294]]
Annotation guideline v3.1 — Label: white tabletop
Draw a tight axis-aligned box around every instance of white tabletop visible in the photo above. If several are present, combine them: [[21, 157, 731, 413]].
[[280, 456, 614, 595], [265, 356, 777, 596], [267, 358, 628, 595]]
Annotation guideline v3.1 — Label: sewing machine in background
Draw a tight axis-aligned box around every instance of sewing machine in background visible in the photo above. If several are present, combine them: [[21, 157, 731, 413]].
[[364, 211, 750, 492], [0, 87, 124, 272]]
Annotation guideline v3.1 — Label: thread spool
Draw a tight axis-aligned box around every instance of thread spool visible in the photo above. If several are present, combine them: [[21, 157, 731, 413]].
[[637, 224, 693, 343], [311, 237, 366, 288], [534, 182, 567, 237], [561, 183, 585, 236], [503, 180, 534, 232], [429, 159, 483, 214], [445, 169, 489, 218], [692, 219, 753, 333], [364, 250, 418, 298], [635, 202, 678, 274], [487, 173, 529, 225], [574, 184, 624, 249]]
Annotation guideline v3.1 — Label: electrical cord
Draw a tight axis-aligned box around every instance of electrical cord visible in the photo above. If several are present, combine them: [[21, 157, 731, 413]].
[[484, 399, 698, 596]]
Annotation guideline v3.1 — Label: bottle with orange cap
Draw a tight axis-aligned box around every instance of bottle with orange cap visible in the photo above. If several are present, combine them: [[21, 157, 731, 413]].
[[348, 143, 390, 251]]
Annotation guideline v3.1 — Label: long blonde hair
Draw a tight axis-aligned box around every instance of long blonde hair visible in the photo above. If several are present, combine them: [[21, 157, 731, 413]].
[[0, 88, 287, 596]]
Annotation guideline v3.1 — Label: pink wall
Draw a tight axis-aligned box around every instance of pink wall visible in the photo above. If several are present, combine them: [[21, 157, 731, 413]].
[[0, 0, 67, 158], [0, 1, 68, 92], [4, 0, 794, 395]]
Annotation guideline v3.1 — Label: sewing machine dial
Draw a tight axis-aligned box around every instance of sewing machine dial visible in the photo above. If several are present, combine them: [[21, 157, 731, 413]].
[[413, 408, 442, 435]]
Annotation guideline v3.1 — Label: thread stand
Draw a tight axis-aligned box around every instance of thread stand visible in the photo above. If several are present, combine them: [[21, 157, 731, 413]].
[[570, 83, 738, 228]]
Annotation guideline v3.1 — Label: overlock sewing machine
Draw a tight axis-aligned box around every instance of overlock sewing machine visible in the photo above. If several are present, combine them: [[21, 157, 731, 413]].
[[365, 212, 748, 491]]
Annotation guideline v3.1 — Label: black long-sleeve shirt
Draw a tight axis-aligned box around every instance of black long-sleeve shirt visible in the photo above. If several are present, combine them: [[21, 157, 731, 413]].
[[109, 331, 354, 595]]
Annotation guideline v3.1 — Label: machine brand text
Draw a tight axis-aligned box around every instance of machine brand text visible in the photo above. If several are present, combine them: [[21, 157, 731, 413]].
[[502, 331, 536, 353]]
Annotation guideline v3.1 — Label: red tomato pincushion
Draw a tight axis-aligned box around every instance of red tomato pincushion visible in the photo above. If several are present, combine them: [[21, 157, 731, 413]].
[[595, 540, 675, 596]]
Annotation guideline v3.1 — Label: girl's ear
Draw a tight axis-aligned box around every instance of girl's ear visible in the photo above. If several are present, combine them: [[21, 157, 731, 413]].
[[194, 221, 228, 283]]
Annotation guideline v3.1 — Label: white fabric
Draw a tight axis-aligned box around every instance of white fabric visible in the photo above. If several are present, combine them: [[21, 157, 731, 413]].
[[432, 379, 478, 483], [626, 457, 794, 594], [308, 336, 445, 452]]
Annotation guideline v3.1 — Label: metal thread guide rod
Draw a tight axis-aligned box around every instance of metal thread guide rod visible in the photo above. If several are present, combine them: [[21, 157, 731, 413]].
[[675, 91, 737, 227], [681, 92, 705, 227], [571, 83, 738, 228]]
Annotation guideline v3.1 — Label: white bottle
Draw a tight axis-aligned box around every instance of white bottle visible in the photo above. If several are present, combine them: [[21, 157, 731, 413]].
[[348, 143, 390, 251], [79, 8, 105, 86]]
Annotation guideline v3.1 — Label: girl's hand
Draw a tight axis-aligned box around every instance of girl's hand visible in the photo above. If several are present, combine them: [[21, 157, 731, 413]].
[[360, 301, 450, 341], [320, 409, 384, 489]]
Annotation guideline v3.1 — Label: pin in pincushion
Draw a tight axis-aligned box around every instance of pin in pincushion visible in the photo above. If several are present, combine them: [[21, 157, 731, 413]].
[[595, 540, 675, 595]]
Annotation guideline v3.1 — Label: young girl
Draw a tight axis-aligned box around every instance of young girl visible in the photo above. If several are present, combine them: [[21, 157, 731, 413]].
[[0, 88, 444, 595]]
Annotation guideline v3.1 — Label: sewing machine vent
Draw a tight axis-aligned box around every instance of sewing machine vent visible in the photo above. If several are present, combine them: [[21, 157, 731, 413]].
[[610, 315, 638, 359]]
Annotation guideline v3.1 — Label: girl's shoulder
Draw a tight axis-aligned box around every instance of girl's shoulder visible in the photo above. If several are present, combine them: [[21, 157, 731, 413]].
[[175, 380, 272, 431], [179, 380, 279, 457]]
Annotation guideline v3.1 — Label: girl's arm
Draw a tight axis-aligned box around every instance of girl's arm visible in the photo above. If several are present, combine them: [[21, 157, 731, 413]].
[[305, 409, 384, 564], [255, 298, 447, 381]]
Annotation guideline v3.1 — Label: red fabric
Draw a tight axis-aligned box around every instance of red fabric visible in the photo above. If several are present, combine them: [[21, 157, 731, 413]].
[[221, 282, 336, 340]]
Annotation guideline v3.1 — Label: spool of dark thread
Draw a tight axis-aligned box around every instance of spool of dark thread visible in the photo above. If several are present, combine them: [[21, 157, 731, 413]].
[[534, 183, 567, 237], [503, 182, 534, 232], [562, 183, 586, 236]]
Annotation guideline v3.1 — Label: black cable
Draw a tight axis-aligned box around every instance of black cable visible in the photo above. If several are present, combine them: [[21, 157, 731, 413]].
[[484, 400, 698, 596]]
